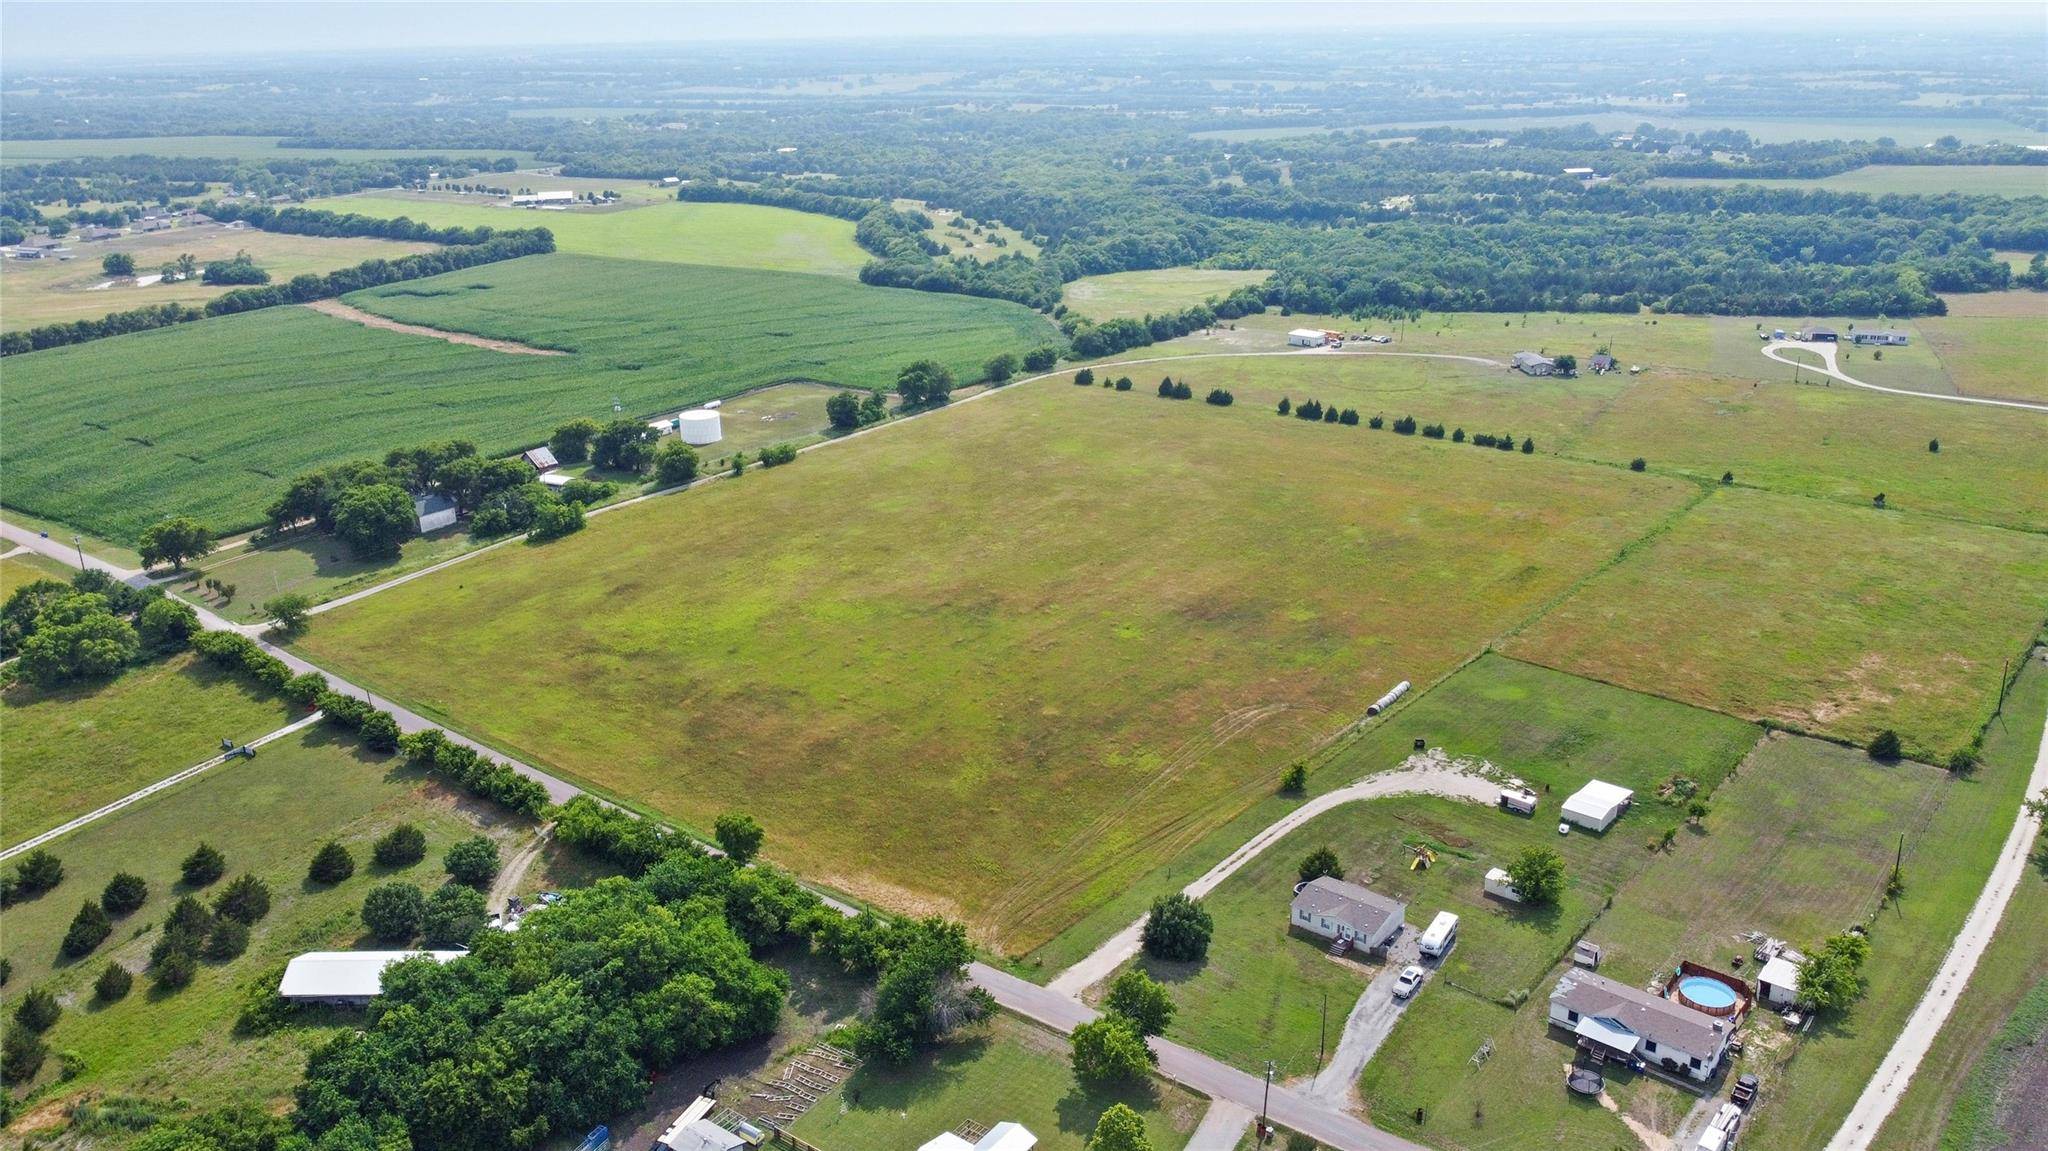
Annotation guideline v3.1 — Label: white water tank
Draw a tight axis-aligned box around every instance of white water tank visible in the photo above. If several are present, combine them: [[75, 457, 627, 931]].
[[678, 409, 722, 446]]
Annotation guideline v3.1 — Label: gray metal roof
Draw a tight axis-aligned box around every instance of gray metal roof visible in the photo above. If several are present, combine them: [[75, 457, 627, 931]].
[[1291, 876, 1405, 935], [1550, 969, 1728, 1059], [1511, 351, 1555, 368]]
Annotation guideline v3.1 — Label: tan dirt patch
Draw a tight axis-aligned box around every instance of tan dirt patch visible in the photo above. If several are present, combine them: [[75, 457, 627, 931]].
[[305, 298, 567, 355]]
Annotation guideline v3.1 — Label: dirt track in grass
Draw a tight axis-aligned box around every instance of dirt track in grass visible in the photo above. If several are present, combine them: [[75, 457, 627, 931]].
[[305, 298, 568, 355]]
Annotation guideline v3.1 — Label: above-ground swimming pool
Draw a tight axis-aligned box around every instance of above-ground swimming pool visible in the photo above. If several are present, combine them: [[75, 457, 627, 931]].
[[1675, 974, 1741, 1015]]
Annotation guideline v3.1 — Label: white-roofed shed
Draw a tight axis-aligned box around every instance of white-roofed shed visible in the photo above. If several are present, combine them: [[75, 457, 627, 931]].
[[277, 950, 463, 1005], [1561, 780, 1634, 832]]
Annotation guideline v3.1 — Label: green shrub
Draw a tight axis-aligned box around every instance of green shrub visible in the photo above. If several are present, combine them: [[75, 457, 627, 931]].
[[373, 824, 427, 867]]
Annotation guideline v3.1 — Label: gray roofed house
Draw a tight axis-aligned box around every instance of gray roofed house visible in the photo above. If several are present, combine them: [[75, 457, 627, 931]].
[[522, 446, 559, 472], [415, 493, 459, 534], [1511, 351, 1557, 376], [1289, 875, 1407, 951], [1547, 968, 1735, 1081], [1589, 353, 1617, 373]]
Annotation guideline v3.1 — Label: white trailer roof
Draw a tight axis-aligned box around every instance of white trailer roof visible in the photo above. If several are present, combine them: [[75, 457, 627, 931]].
[[277, 950, 462, 999], [1564, 780, 1633, 813]]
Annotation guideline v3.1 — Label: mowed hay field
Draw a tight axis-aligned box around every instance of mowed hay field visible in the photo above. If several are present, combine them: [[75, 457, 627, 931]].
[[1649, 164, 2048, 196], [305, 195, 871, 276], [1, 253, 1055, 542], [301, 379, 1696, 952], [1062, 267, 1271, 320], [0, 227, 436, 332], [1504, 486, 2048, 759]]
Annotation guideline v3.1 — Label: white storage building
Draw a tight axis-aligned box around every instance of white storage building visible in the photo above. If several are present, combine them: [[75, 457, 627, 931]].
[[1757, 954, 1802, 1008], [1561, 780, 1634, 832], [1288, 328, 1330, 348], [278, 950, 463, 1005], [919, 1122, 1037, 1151]]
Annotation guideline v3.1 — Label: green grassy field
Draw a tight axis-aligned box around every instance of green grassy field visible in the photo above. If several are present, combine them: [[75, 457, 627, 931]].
[[1, 253, 1056, 542], [305, 195, 870, 276], [172, 527, 483, 623], [1061, 268, 1271, 321], [299, 375, 1695, 954], [0, 729, 530, 1114], [2, 653, 301, 844], [0, 227, 436, 332], [1737, 648, 2048, 1150], [790, 1015, 1201, 1151], [1650, 164, 2048, 197], [1505, 487, 2048, 758], [0, 551, 75, 597], [1915, 315, 2048, 403], [0, 136, 533, 163], [1193, 114, 2048, 146]]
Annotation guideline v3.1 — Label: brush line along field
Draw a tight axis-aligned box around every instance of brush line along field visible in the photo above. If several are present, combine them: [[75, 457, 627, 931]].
[[0, 136, 537, 164], [305, 195, 872, 276], [301, 375, 1698, 952], [0, 253, 1056, 542]]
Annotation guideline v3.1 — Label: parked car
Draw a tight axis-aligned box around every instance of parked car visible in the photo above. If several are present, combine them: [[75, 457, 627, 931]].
[[1393, 965, 1425, 999]]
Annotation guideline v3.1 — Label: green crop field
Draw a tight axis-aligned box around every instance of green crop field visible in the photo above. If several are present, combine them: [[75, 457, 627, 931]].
[[1650, 164, 2048, 197], [2, 652, 301, 844], [792, 1015, 1201, 1151], [0, 253, 1056, 542], [1061, 268, 1271, 320], [305, 194, 870, 276], [299, 375, 1695, 953], [1506, 487, 2048, 759], [0, 136, 533, 164], [0, 227, 436, 332], [1194, 114, 2048, 146], [0, 728, 531, 1113]]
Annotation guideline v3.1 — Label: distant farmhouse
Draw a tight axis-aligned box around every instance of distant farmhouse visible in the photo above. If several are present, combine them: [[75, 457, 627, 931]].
[[1512, 351, 1557, 376], [1589, 353, 1617, 374], [1851, 329, 1910, 346]]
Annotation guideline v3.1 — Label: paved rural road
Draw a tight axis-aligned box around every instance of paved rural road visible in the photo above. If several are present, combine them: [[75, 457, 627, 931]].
[[0, 711, 327, 859], [970, 962, 1429, 1151], [1825, 661, 2048, 1151], [1185, 1100, 1255, 1151], [1049, 758, 1499, 996], [1760, 339, 2048, 412]]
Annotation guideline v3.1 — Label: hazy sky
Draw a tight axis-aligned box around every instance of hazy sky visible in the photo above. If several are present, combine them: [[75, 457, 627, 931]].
[[3, 1, 2041, 63]]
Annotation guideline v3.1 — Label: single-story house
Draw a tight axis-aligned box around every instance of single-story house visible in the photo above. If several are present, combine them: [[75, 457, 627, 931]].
[[79, 225, 122, 241], [1589, 353, 1617, 373], [1562, 166, 1596, 176], [920, 1122, 1037, 1151], [1548, 968, 1736, 1082], [511, 190, 576, 206], [1757, 954, 1802, 1008], [522, 446, 559, 472], [415, 493, 459, 533], [17, 235, 61, 251], [1287, 328, 1331, 348], [1290, 875, 1406, 951], [1561, 780, 1634, 832], [1850, 329, 1910, 346], [1511, 351, 1557, 376], [1798, 326, 1839, 342], [277, 950, 463, 1005]]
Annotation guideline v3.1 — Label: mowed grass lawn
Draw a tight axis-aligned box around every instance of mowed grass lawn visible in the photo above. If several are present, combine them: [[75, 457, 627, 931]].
[[1098, 655, 1757, 1078], [1061, 268, 1271, 321], [305, 195, 871, 276], [790, 1014, 1201, 1151], [1, 253, 1055, 542], [0, 551, 75, 597], [2, 652, 300, 844], [302, 377, 1696, 953], [1915, 315, 2048, 404], [0, 729, 530, 1113], [0, 227, 436, 332], [1505, 486, 2048, 759]]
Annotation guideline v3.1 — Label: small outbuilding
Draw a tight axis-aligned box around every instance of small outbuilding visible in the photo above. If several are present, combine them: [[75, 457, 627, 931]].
[[1798, 326, 1839, 343], [919, 1122, 1037, 1151], [522, 446, 559, 472], [1757, 954, 1802, 1008], [1511, 351, 1557, 376], [1288, 328, 1330, 348], [1291, 875, 1406, 951], [414, 493, 458, 533], [278, 950, 463, 1005], [659, 1120, 743, 1151], [678, 408, 723, 446], [1560, 780, 1634, 832], [1484, 867, 1524, 903], [1588, 353, 1617, 374]]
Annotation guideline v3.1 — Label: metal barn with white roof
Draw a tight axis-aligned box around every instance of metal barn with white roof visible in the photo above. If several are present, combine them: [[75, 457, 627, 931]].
[[277, 950, 463, 1005], [1560, 780, 1634, 832]]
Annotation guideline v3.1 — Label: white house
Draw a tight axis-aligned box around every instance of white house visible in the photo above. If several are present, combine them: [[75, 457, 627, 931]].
[[1850, 329, 1910, 346], [1290, 876, 1406, 951], [1548, 968, 1736, 1082], [919, 1122, 1037, 1151], [1757, 954, 1802, 1008], [1561, 780, 1634, 832], [1511, 351, 1557, 376], [1287, 328, 1330, 348], [277, 950, 463, 1005], [511, 190, 576, 206]]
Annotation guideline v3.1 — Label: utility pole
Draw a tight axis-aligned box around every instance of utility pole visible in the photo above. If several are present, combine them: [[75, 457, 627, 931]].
[[1261, 1059, 1276, 1145], [73, 533, 85, 570]]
